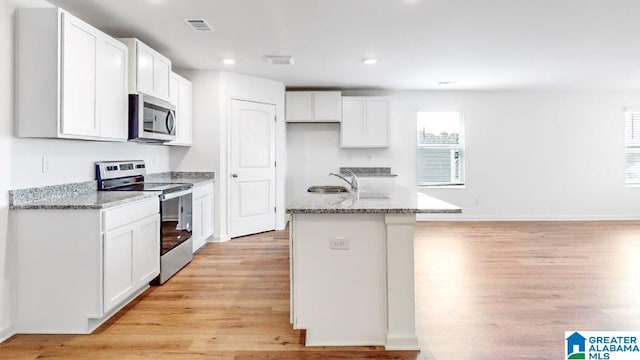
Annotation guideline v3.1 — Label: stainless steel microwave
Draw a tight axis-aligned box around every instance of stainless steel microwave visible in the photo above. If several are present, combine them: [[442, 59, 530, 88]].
[[128, 94, 176, 143]]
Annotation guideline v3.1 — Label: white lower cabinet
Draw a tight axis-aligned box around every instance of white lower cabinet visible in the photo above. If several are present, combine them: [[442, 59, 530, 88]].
[[103, 212, 159, 313], [103, 225, 135, 313], [14, 197, 160, 334], [132, 215, 161, 285], [192, 182, 214, 252]]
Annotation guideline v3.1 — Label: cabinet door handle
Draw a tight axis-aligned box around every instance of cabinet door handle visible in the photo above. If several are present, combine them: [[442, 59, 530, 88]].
[[231, 174, 238, 178]]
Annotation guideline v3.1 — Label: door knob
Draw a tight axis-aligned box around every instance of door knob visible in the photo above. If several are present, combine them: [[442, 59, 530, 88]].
[[231, 174, 238, 178]]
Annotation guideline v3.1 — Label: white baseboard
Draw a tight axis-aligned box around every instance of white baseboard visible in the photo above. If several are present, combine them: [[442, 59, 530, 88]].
[[385, 334, 420, 351], [211, 234, 231, 242], [417, 214, 640, 222], [0, 324, 15, 343], [304, 339, 386, 347], [276, 216, 288, 231]]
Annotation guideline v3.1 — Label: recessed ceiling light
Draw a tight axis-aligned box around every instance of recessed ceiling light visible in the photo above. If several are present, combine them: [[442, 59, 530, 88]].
[[438, 81, 457, 85], [222, 58, 236, 65], [363, 58, 378, 65]]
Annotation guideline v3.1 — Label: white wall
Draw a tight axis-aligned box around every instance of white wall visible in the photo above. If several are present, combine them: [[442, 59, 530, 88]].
[[171, 70, 286, 241], [12, 139, 170, 188], [287, 90, 640, 220]]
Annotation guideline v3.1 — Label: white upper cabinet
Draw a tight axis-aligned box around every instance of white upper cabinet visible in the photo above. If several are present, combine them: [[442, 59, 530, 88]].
[[313, 92, 342, 121], [167, 72, 193, 146], [16, 7, 128, 141], [363, 98, 390, 147], [286, 92, 312, 121], [154, 56, 171, 100], [97, 38, 129, 140], [119, 38, 172, 102], [341, 98, 366, 147], [286, 91, 342, 122], [61, 13, 98, 137], [341, 97, 390, 148], [177, 79, 193, 145], [137, 45, 155, 95], [169, 74, 179, 106]]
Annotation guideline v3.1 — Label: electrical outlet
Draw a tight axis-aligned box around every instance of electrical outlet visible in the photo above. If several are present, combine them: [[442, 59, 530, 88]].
[[41, 156, 49, 174], [329, 237, 349, 250]]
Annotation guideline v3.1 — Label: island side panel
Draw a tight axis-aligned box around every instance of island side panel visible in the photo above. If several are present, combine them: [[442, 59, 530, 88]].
[[289, 216, 295, 325], [291, 213, 387, 346], [384, 214, 420, 350]]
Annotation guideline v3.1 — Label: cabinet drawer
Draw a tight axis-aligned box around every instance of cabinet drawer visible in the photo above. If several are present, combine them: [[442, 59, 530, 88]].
[[193, 182, 214, 199], [102, 197, 159, 231]]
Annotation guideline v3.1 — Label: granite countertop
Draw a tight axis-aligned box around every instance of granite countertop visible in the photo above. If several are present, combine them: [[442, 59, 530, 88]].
[[286, 185, 462, 214], [144, 171, 215, 185], [10, 190, 158, 210], [339, 167, 398, 178], [9, 171, 214, 210]]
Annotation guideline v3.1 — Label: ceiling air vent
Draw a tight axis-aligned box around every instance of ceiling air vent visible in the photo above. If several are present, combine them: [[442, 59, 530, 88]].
[[265, 55, 295, 65], [184, 18, 213, 32]]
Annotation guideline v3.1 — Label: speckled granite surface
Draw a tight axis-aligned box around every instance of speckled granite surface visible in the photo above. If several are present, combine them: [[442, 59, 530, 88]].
[[9, 172, 214, 210], [145, 172, 215, 185], [339, 167, 398, 177], [10, 188, 157, 210], [286, 185, 461, 214], [10, 181, 97, 206]]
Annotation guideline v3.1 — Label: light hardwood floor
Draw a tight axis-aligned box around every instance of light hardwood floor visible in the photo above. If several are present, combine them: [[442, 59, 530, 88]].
[[2, 221, 640, 359]]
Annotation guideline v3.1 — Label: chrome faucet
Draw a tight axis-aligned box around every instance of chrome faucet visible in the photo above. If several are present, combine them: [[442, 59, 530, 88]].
[[329, 170, 359, 192]]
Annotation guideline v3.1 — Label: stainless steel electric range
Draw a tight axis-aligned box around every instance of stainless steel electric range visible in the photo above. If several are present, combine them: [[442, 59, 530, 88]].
[[96, 160, 193, 284]]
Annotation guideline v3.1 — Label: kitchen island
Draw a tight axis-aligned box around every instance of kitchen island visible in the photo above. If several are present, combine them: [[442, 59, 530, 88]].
[[287, 186, 461, 350]]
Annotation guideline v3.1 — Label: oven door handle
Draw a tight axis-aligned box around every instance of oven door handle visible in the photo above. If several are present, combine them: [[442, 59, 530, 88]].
[[160, 189, 193, 201]]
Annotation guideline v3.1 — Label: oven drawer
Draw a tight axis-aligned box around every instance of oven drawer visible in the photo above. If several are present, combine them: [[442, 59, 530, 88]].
[[102, 197, 159, 231]]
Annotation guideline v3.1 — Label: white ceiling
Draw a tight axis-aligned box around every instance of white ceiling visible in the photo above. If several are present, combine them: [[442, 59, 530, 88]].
[[40, 0, 640, 90]]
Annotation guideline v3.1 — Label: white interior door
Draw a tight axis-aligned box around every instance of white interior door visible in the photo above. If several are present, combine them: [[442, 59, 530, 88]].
[[230, 100, 276, 238]]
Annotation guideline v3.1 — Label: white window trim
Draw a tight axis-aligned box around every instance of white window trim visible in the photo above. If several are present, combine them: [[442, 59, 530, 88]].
[[416, 112, 465, 187], [624, 110, 640, 186], [418, 184, 466, 189]]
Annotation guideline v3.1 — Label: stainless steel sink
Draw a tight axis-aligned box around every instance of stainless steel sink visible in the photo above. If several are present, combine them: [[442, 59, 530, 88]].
[[307, 185, 349, 194]]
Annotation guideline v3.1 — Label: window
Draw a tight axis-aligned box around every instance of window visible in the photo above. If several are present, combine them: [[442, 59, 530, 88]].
[[625, 110, 640, 184], [417, 112, 465, 186]]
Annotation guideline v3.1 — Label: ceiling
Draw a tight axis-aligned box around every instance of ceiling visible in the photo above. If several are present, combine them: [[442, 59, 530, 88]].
[[35, 0, 640, 90]]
